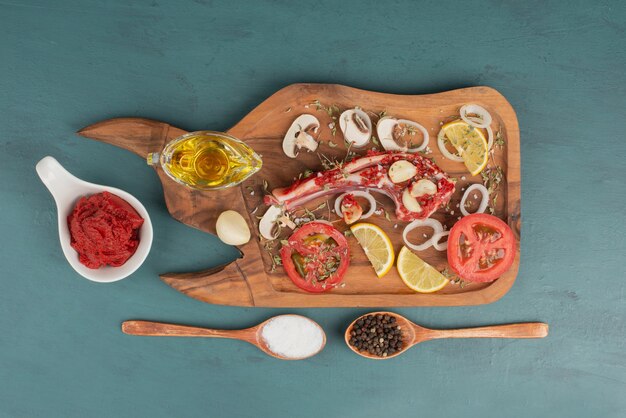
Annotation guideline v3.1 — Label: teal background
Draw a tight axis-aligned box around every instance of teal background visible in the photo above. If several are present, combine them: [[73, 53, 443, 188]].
[[1, 0, 625, 417]]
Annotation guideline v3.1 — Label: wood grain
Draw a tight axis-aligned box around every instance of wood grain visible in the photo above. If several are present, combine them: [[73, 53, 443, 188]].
[[78, 83, 521, 307]]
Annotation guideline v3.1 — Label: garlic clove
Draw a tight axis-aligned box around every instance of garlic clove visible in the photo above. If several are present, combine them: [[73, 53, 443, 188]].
[[340, 199, 363, 225], [283, 114, 320, 158], [388, 160, 418, 183], [410, 179, 438, 197], [216, 210, 251, 246], [402, 189, 423, 213], [339, 108, 372, 147], [259, 205, 283, 240]]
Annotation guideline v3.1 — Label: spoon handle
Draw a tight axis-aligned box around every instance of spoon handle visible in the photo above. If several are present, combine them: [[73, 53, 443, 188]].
[[122, 320, 251, 340], [424, 322, 549, 340], [36, 156, 82, 202]]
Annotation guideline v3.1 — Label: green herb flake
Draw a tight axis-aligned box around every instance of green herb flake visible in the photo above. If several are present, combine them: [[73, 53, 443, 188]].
[[495, 129, 505, 148], [314, 202, 327, 211]]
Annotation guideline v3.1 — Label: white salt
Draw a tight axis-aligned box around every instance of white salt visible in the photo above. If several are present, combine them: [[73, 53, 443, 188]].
[[260, 315, 324, 359]]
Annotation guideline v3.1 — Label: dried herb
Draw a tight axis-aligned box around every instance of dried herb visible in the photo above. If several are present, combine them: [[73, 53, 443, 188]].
[[313, 202, 327, 211], [303, 208, 317, 220], [481, 165, 504, 210], [495, 128, 505, 148]]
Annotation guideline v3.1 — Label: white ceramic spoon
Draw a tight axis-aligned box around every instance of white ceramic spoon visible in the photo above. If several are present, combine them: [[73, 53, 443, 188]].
[[36, 156, 153, 282]]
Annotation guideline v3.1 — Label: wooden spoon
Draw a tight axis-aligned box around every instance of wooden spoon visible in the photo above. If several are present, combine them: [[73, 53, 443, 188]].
[[345, 311, 548, 360], [123, 314, 326, 360]]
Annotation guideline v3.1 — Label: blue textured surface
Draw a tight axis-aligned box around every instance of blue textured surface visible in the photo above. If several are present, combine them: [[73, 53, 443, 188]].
[[1, 1, 625, 417]]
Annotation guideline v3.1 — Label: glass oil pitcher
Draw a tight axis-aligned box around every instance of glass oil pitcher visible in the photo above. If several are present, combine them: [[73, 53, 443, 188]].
[[147, 131, 262, 190]]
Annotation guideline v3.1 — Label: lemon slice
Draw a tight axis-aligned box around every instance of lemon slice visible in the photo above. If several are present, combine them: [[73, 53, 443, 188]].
[[396, 246, 449, 293], [350, 223, 395, 278], [442, 120, 489, 175]]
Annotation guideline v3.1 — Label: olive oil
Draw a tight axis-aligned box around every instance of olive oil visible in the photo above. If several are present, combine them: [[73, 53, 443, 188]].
[[147, 131, 262, 190]]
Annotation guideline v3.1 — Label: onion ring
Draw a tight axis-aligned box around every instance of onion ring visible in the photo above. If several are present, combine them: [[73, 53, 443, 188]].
[[334, 190, 376, 220], [460, 104, 492, 129], [432, 231, 450, 251], [402, 218, 443, 252], [437, 128, 464, 162], [399, 119, 429, 153], [460, 183, 489, 216]]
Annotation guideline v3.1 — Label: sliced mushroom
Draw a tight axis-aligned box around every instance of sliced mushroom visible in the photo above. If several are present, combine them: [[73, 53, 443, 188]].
[[277, 214, 296, 230], [402, 188, 423, 213], [410, 179, 437, 197], [376, 116, 429, 153], [339, 108, 372, 147], [388, 160, 418, 183], [259, 205, 283, 240], [283, 114, 320, 158]]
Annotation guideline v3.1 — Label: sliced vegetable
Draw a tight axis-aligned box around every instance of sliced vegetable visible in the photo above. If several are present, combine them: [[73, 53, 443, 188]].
[[377, 117, 429, 153], [431, 230, 449, 251], [447, 213, 516, 282], [280, 222, 350, 292], [334, 190, 377, 224], [460, 104, 492, 129], [283, 114, 320, 158], [259, 205, 283, 240], [339, 108, 372, 147], [402, 218, 443, 251], [460, 183, 489, 216]]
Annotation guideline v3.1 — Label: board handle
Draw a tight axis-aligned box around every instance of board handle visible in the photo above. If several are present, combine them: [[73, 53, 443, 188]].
[[77, 117, 188, 158]]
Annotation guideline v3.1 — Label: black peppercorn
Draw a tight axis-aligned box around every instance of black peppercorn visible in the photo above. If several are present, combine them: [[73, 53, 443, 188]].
[[348, 313, 405, 358]]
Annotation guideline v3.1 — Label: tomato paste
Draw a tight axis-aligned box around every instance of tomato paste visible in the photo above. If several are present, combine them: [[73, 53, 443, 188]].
[[68, 191, 144, 269]]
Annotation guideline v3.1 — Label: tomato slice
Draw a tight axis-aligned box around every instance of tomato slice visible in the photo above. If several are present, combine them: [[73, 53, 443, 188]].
[[447, 213, 516, 283], [280, 221, 350, 292]]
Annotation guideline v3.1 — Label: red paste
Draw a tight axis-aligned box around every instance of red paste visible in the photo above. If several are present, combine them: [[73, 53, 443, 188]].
[[68, 191, 144, 269]]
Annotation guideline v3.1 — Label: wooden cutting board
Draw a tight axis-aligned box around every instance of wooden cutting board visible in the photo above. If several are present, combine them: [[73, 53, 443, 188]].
[[78, 83, 520, 307]]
